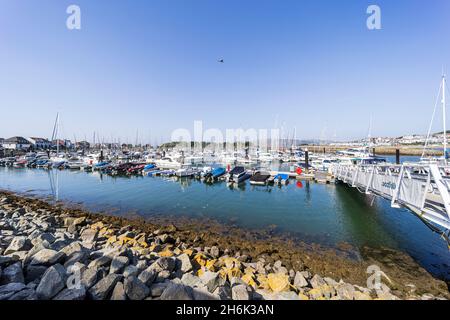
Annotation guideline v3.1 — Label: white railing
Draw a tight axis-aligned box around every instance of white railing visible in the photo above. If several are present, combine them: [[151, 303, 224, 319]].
[[332, 163, 450, 232]]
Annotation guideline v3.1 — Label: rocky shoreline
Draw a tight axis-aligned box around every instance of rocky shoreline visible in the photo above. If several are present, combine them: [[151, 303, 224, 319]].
[[0, 191, 448, 301]]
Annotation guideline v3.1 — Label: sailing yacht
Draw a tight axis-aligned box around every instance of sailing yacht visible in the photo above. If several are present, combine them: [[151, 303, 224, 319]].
[[420, 73, 448, 165]]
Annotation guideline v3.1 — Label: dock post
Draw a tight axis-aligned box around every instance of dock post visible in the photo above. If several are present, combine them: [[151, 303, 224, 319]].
[[305, 150, 309, 174], [372, 148, 376, 157], [396, 149, 400, 165]]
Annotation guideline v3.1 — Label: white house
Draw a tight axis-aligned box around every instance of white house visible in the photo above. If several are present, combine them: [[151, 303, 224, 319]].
[[2, 136, 31, 150]]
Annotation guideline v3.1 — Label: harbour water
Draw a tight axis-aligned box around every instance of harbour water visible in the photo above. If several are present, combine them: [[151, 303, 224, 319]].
[[1, 158, 449, 282]]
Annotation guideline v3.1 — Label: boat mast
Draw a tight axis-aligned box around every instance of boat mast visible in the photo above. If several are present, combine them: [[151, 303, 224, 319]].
[[443, 73, 447, 163]]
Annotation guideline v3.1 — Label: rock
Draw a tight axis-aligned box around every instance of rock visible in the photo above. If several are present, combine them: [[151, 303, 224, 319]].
[[80, 267, 99, 289], [123, 265, 139, 278], [110, 256, 129, 274], [160, 282, 194, 300], [181, 273, 202, 288], [88, 256, 112, 269], [177, 253, 193, 273], [354, 291, 372, 300], [124, 276, 149, 300], [155, 270, 171, 282], [310, 274, 326, 289], [336, 283, 356, 300], [80, 229, 98, 243], [293, 271, 308, 289], [36, 264, 67, 300], [60, 242, 84, 257], [32, 233, 56, 246], [0, 283, 27, 300], [111, 282, 126, 300], [192, 287, 220, 300], [149, 282, 169, 297], [324, 277, 338, 286], [200, 271, 225, 293], [53, 288, 86, 300], [274, 291, 301, 300], [154, 257, 175, 272], [210, 246, 220, 258], [25, 265, 48, 283], [137, 267, 157, 286], [64, 251, 89, 268], [300, 270, 311, 279], [4, 236, 30, 255], [377, 291, 400, 300], [88, 274, 122, 300], [213, 285, 232, 300], [0, 256, 14, 267], [30, 249, 65, 266], [8, 288, 37, 300], [231, 284, 250, 300], [1, 262, 24, 284]]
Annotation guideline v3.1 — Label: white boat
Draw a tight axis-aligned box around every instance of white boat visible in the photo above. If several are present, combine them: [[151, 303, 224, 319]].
[[155, 157, 183, 170], [176, 165, 198, 177]]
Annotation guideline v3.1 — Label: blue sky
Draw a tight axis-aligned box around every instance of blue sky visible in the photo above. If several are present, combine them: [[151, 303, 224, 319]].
[[1, 0, 450, 144]]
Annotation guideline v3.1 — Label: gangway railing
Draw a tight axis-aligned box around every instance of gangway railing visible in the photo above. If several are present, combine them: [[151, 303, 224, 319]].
[[332, 163, 450, 236]]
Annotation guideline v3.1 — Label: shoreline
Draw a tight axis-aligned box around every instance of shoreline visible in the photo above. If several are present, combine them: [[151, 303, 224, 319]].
[[0, 190, 448, 300]]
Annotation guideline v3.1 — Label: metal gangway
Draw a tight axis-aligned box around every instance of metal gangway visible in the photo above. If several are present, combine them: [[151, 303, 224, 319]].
[[332, 163, 450, 242]]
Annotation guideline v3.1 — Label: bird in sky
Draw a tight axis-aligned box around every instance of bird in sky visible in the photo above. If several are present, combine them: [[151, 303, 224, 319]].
[[217, 59, 224, 63]]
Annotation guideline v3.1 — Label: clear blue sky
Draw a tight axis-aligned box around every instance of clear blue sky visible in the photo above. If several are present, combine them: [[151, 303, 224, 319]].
[[1, 0, 450, 144]]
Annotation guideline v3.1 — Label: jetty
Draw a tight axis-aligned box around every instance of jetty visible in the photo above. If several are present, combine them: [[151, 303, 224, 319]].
[[332, 163, 450, 236]]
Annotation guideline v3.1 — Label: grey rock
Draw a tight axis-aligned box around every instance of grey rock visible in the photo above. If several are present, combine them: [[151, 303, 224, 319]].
[[155, 270, 171, 282], [53, 288, 86, 300], [181, 273, 202, 287], [213, 285, 232, 300], [88, 273, 122, 300], [88, 256, 112, 269], [111, 282, 127, 300], [154, 257, 175, 272], [1, 262, 24, 284], [80, 229, 98, 243], [124, 276, 149, 300], [0, 282, 27, 300], [4, 236, 30, 255], [231, 284, 250, 300], [136, 260, 147, 271], [274, 291, 300, 300], [123, 265, 139, 278], [138, 267, 157, 286], [310, 274, 326, 289], [8, 288, 37, 300], [25, 265, 48, 283], [64, 251, 89, 269], [0, 256, 14, 267], [200, 271, 224, 293], [193, 286, 220, 300], [59, 242, 84, 257], [293, 271, 308, 289], [30, 249, 65, 266], [176, 253, 192, 273], [32, 233, 56, 246], [110, 256, 129, 274], [149, 282, 168, 297], [36, 264, 67, 300], [160, 282, 194, 300], [80, 267, 99, 289]]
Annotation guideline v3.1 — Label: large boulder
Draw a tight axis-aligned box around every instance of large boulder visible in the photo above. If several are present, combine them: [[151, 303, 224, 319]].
[[111, 282, 126, 300], [88, 274, 122, 300], [1, 262, 24, 284], [160, 282, 194, 300], [293, 271, 309, 289], [30, 249, 65, 266], [0, 283, 27, 300], [137, 267, 157, 286], [110, 256, 129, 274], [36, 264, 67, 300], [4, 236, 31, 255], [176, 254, 193, 273], [231, 284, 250, 300], [124, 276, 149, 300]]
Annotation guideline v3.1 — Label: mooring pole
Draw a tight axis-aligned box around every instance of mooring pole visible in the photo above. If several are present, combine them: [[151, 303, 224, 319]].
[[372, 148, 376, 157], [396, 149, 400, 165], [305, 149, 309, 174]]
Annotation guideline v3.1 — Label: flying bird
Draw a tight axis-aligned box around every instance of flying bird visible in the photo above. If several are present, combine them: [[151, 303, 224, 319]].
[[217, 59, 224, 63]]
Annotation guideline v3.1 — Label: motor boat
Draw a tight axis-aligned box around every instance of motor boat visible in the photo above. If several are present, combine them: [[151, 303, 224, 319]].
[[273, 173, 289, 185], [250, 171, 271, 185], [176, 165, 198, 177], [226, 166, 251, 184], [155, 157, 183, 170]]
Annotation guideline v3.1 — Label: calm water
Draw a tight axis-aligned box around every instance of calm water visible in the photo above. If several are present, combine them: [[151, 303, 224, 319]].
[[0, 162, 449, 281]]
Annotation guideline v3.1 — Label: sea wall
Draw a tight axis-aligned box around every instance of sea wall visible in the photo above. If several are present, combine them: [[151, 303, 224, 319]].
[[0, 191, 448, 300]]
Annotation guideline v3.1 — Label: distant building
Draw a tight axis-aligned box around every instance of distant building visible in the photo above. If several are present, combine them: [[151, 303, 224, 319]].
[[52, 139, 73, 150], [76, 141, 90, 150], [27, 137, 52, 150], [2, 136, 31, 150]]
